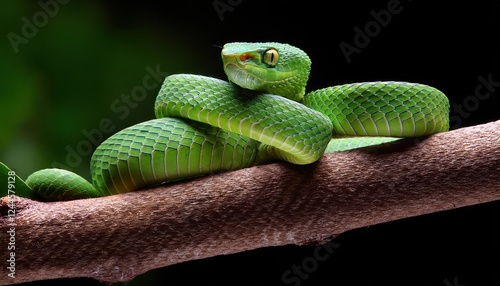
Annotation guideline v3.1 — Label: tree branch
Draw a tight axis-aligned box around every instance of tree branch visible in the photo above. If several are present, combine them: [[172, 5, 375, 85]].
[[1, 120, 500, 285]]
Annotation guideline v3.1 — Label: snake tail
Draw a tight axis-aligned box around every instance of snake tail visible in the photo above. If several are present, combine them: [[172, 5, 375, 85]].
[[25, 168, 98, 201]]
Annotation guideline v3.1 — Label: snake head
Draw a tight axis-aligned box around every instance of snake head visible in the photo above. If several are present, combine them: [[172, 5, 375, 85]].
[[221, 42, 311, 102]]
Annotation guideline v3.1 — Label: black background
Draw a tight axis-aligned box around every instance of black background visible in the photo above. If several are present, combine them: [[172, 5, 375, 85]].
[[15, 0, 500, 285]]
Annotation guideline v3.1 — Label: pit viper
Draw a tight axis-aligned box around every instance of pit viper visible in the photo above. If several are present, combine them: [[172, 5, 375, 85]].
[[24, 42, 450, 201]]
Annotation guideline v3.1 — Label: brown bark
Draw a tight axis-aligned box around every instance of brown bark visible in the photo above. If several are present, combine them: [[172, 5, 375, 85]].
[[1, 120, 500, 285]]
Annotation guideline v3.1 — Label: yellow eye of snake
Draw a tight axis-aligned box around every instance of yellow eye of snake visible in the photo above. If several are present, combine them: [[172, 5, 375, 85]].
[[262, 48, 279, 67]]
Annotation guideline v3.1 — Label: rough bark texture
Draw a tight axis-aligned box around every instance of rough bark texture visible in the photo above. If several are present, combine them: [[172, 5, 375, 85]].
[[1, 120, 500, 285]]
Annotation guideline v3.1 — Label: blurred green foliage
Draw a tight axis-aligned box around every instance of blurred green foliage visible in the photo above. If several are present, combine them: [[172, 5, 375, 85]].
[[0, 1, 213, 181]]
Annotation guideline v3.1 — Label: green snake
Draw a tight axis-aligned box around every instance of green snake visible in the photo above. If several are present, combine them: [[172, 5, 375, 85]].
[[24, 42, 450, 201]]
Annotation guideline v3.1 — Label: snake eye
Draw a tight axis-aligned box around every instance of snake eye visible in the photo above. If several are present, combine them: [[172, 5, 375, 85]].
[[262, 48, 279, 67]]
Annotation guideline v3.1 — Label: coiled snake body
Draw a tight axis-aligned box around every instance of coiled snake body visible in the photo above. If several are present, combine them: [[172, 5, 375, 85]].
[[26, 42, 450, 200]]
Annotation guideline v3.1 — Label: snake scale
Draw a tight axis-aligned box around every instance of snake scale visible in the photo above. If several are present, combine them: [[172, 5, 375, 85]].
[[24, 42, 450, 201]]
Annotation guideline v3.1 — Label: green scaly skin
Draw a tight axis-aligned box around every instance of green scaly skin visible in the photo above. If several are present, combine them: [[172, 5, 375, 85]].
[[24, 42, 450, 201]]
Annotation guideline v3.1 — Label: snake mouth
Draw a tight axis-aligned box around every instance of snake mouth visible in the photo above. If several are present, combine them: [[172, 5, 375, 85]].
[[223, 62, 266, 90]]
